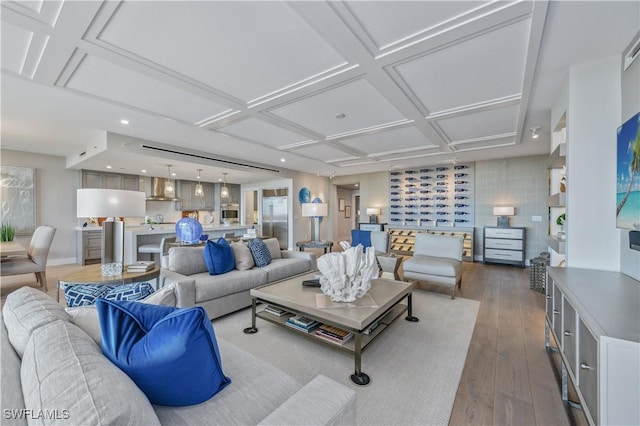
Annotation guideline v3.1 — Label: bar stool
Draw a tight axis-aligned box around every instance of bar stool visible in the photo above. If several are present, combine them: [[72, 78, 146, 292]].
[[137, 236, 176, 265]]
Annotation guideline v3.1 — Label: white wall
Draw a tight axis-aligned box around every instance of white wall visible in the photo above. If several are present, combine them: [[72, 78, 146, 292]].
[[1, 150, 78, 265], [620, 32, 640, 280], [565, 56, 621, 270]]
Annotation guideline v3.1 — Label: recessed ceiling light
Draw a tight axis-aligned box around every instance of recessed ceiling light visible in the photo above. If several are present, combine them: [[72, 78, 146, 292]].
[[335, 113, 346, 119], [106, 165, 112, 169], [120, 119, 129, 125], [355, 184, 359, 187], [280, 158, 286, 162], [171, 172, 176, 177], [141, 169, 147, 173]]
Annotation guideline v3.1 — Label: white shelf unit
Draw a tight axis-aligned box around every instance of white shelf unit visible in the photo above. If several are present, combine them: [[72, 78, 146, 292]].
[[548, 115, 567, 266]]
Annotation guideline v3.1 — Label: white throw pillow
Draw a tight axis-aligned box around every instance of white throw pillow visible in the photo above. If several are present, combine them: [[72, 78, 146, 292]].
[[230, 240, 255, 270], [263, 238, 282, 260]]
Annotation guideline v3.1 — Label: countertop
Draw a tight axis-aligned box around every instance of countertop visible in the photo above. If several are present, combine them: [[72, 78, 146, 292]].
[[76, 224, 249, 235]]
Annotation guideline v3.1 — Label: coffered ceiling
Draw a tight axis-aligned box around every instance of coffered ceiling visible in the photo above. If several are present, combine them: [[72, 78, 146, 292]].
[[1, 1, 638, 183]]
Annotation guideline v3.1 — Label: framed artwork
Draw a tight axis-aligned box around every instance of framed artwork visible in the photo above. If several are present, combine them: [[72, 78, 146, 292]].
[[338, 198, 345, 211], [616, 112, 640, 230], [0, 165, 36, 234], [345, 206, 351, 218]]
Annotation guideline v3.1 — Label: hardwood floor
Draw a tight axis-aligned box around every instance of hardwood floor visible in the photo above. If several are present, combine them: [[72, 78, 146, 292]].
[[1, 261, 584, 425]]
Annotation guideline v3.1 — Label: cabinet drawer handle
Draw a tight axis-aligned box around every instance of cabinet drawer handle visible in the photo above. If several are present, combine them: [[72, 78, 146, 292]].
[[546, 295, 552, 300], [580, 362, 593, 370], [553, 310, 559, 315], [563, 330, 572, 336]]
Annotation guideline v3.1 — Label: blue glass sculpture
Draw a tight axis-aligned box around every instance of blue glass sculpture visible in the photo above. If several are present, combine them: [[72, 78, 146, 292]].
[[175, 218, 203, 244]]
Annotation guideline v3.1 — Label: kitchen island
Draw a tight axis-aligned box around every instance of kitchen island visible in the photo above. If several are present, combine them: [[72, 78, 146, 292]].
[[125, 224, 250, 264], [76, 224, 251, 265]]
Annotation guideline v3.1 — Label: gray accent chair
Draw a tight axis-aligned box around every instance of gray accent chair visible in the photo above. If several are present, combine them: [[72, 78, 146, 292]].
[[0, 226, 56, 291], [402, 232, 463, 299]]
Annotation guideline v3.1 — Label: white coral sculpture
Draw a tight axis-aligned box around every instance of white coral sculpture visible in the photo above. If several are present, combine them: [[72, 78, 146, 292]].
[[316, 243, 377, 302]]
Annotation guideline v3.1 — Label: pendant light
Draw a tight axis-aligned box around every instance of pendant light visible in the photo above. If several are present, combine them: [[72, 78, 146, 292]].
[[164, 165, 175, 197], [220, 173, 229, 199], [194, 169, 204, 197]]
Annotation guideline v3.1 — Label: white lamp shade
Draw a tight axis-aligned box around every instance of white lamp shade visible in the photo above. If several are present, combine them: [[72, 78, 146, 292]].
[[366, 207, 381, 215], [493, 206, 515, 216], [301, 203, 328, 217], [77, 189, 146, 218]]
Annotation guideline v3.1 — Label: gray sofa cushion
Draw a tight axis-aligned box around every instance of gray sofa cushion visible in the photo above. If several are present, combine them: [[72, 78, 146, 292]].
[[230, 240, 255, 271], [154, 338, 301, 425], [403, 256, 462, 277], [167, 246, 207, 276], [21, 320, 161, 425], [1, 318, 26, 426], [194, 269, 268, 303], [2, 287, 72, 358], [262, 258, 311, 283]]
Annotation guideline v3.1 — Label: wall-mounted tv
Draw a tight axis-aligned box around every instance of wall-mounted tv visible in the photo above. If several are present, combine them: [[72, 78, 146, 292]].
[[616, 111, 640, 230]]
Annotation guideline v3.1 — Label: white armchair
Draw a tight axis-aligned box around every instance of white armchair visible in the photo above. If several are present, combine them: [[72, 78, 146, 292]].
[[0, 226, 56, 291], [402, 232, 463, 299]]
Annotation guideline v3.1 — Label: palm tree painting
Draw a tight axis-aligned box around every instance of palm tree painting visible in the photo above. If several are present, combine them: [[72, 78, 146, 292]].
[[616, 112, 640, 230]]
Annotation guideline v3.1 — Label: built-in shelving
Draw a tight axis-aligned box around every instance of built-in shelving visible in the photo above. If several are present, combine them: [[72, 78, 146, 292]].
[[388, 226, 474, 262], [548, 115, 567, 266]]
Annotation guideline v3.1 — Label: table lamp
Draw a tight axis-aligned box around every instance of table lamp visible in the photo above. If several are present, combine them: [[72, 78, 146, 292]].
[[77, 189, 146, 275], [301, 203, 328, 243], [493, 206, 515, 227], [366, 207, 381, 223]]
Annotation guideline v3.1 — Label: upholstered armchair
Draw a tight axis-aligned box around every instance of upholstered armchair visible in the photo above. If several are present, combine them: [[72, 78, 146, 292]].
[[350, 230, 389, 255], [402, 232, 463, 299], [0, 226, 57, 291]]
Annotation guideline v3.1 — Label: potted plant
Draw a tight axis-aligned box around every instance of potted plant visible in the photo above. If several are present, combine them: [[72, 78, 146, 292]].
[[1, 223, 15, 242], [556, 213, 566, 240]]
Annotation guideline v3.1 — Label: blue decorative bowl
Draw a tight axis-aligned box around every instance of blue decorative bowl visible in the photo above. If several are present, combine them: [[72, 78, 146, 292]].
[[175, 218, 203, 244], [199, 234, 209, 242]]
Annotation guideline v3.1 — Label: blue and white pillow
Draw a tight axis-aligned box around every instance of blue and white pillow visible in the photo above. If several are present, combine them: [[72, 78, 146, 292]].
[[248, 239, 272, 267], [64, 282, 154, 307]]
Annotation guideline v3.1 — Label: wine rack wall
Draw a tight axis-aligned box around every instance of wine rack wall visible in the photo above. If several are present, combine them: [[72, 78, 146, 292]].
[[388, 163, 475, 227], [388, 227, 474, 262]]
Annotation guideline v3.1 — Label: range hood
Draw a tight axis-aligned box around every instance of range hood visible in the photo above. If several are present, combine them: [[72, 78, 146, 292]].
[[146, 177, 180, 201]]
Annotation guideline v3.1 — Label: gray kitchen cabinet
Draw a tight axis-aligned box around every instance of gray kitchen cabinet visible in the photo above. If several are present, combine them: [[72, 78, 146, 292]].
[[545, 267, 640, 425], [82, 170, 140, 191], [176, 180, 214, 210]]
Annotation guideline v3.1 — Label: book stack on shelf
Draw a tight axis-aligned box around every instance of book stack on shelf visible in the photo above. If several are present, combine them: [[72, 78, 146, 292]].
[[126, 261, 155, 273], [285, 315, 320, 333], [315, 324, 353, 345], [263, 305, 288, 317]]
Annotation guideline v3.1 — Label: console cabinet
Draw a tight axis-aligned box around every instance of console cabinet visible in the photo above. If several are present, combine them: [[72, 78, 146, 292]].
[[546, 267, 640, 425], [483, 226, 525, 267], [76, 230, 101, 265]]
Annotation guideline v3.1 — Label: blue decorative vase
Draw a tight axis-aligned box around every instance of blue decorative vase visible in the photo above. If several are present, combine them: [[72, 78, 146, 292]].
[[175, 218, 203, 244]]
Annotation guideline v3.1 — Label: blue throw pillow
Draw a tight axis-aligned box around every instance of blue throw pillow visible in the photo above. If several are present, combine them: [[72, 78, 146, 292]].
[[96, 299, 231, 406], [64, 283, 155, 307], [351, 230, 372, 248], [248, 239, 271, 267], [203, 238, 235, 275]]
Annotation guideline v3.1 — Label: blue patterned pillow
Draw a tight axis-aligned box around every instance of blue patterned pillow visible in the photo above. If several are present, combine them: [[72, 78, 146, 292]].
[[64, 284, 111, 307], [96, 299, 231, 406], [64, 283, 155, 307], [203, 238, 235, 275], [104, 282, 155, 302], [248, 239, 271, 267]]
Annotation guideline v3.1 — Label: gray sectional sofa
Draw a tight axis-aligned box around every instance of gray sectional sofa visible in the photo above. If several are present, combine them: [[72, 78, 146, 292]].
[[1, 287, 356, 426], [160, 238, 317, 320]]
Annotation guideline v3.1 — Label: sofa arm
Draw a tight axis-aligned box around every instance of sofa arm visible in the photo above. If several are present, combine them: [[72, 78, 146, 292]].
[[159, 269, 196, 308], [281, 250, 317, 271], [258, 375, 356, 426]]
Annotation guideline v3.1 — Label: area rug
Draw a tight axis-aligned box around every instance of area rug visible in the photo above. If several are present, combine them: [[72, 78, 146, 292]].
[[212, 290, 480, 425]]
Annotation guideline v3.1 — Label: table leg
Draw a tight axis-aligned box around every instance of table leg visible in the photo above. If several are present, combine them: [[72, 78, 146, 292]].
[[243, 298, 258, 334], [350, 332, 370, 385], [405, 293, 419, 322], [57, 280, 61, 303]]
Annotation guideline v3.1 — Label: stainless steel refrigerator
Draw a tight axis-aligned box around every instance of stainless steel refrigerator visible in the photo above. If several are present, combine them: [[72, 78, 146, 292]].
[[261, 188, 288, 249]]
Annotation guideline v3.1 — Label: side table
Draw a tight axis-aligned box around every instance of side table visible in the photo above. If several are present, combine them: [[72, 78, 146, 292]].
[[57, 264, 161, 302], [296, 240, 334, 254], [377, 254, 402, 281]]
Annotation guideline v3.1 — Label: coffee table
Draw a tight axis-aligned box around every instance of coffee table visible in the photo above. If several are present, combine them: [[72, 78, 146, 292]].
[[57, 264, 161, 302], [243, 272, 418, 385]]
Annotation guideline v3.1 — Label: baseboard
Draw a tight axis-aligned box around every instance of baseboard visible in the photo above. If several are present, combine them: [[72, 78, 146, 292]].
[[48, 258, 77, 266]]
